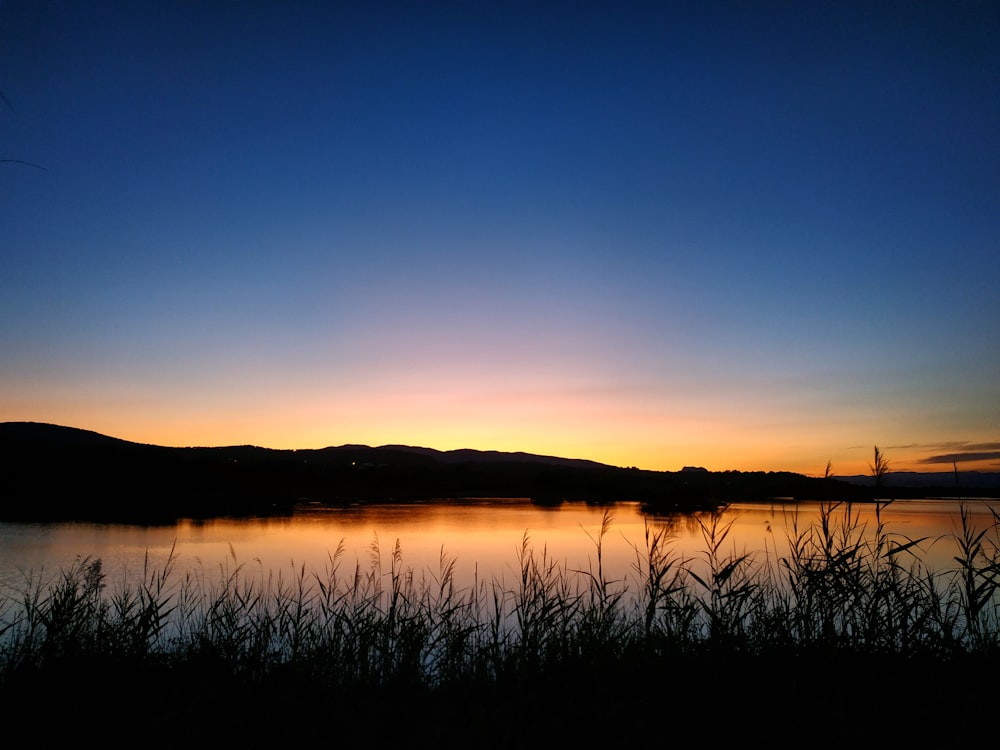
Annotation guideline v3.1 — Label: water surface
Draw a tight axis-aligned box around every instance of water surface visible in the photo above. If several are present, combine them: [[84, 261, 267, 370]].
[[1, 497, 996, 594]]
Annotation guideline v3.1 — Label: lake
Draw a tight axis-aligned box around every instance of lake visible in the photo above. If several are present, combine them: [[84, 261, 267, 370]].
[[2, 497, 997, 597]]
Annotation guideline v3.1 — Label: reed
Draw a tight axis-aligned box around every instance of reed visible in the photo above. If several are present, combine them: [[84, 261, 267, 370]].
[[2, 502, 999, 690]]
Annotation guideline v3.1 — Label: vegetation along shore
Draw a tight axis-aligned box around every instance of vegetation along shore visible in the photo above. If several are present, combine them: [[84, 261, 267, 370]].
[[2, 501, 999, 746]]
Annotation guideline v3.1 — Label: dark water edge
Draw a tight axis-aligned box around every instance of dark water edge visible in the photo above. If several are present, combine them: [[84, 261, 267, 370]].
[[4, 649, 997, 747], [13, 421, 1000, 525]]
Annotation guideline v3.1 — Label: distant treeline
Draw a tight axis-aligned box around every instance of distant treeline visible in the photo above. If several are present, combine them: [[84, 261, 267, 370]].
[[1, 423, 996, 523]]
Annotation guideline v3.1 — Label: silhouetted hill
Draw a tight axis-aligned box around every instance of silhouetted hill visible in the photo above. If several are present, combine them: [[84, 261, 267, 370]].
[[1, 422, 135, 448], [4, 422, 995, 523], [839, 471, 1000, 491], [377, 444, 608, 469]]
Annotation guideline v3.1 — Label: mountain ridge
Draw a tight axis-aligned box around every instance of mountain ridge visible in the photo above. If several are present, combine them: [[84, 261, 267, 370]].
[[2, 422, 998, 523], [5, 422, 998, 483], [0, 422, 611, 470]]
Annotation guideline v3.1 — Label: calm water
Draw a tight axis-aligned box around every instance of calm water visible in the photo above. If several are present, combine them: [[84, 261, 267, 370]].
[[1, 497, 997, 595]]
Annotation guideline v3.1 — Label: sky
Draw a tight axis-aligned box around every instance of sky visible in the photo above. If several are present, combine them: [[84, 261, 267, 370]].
[[1, 1, 998, 476]]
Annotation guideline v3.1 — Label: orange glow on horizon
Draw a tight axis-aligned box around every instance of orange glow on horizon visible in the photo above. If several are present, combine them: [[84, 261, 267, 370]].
[[5, 370, 995, 478], [7, 406, 996, 480]]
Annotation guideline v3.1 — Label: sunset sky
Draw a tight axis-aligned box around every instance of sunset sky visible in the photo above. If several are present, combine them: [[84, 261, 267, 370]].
[[2, 1, 998, 476]]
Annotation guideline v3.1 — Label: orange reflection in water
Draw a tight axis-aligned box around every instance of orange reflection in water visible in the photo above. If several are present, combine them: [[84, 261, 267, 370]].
[[716, 499, 1000, 578], [1, 499, 997, 596]]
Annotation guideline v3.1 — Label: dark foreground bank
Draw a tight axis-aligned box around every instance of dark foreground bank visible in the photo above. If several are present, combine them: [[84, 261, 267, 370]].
[[4, 648, 997, 748]]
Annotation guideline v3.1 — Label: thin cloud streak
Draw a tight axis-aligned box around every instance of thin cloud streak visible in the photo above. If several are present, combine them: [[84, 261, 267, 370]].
[[919, 451, 1000, 465]]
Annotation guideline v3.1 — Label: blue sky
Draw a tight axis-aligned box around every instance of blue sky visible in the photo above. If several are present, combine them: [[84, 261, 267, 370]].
[[2, 1, 998, 474]]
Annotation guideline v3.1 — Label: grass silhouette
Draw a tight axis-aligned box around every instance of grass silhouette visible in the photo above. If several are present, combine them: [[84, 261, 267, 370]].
[[2, 501, 999, 746]]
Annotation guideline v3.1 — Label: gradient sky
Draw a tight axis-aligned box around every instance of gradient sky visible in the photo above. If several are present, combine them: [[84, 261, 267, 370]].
[[2, 1, 998, 476]]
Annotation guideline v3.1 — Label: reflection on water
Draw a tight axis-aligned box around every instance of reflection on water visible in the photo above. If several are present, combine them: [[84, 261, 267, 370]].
[[1, 498, 997, 595]]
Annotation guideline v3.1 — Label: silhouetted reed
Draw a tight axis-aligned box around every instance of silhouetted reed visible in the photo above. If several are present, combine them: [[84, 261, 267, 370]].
[[2, 501, 999, 690]]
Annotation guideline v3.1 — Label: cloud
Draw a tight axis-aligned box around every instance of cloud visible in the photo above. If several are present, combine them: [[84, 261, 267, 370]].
[[956, 442, 1000, 452], [919, 441, 1000, 452], [918, 448, 1000, 465], [848, 442, 1000, 459]]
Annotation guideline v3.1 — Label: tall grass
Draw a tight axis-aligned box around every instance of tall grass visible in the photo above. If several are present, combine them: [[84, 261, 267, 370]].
[[2, 501, 999, 689]]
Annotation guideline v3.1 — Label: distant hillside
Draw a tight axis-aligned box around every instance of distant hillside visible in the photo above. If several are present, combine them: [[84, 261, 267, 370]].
[[374, 444, 609, 470], [2, 422, 996, 523], [839, 471, 1000, 491], [0, 422, 136, 448]]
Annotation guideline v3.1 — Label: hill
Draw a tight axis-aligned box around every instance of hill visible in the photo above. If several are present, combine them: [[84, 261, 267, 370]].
[[839, 471, 1000, 491], [2, 422, 996, 523]]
